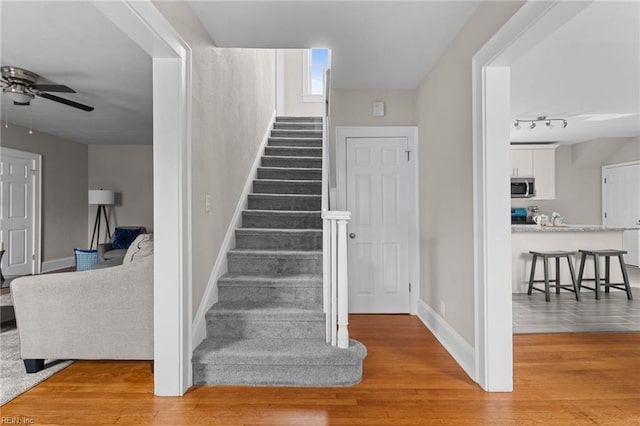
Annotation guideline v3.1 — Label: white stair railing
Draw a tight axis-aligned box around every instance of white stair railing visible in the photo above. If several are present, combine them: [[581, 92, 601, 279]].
[[321, 67, 351, 349]]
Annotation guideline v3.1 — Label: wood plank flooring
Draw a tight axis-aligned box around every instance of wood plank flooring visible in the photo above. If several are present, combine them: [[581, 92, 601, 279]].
[[2, 315, 639, 425]]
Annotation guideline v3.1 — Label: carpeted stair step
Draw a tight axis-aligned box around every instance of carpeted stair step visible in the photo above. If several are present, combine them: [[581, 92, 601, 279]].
[[248, 194, 321, 211], [271, 129, 323, 139], [227, 249, 322, 274], [253, 179, 321, 195], [261, 156, 322, 169], [276, 116, 322, 123], [273, 122, 322, 130], [217, 273, 322, 305], [192, 338, 367, 386], [257, 167, 322, 181], [242, 210, 322, 229], [205, 301, 324, 339], [268, 137, 322, 148], [264, 146, 322, 157], [236, 228, 322, 250]]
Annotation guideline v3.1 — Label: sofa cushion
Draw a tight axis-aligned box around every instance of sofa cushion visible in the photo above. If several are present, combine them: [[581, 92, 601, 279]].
[[111, 227, 145, 250], [123, 234, 154, 264], [103, 248, 127, 260]]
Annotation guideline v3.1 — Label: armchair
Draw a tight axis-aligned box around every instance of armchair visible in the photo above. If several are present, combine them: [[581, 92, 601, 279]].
[[11, 234, 153, 372], [95, 226, 146, 268]]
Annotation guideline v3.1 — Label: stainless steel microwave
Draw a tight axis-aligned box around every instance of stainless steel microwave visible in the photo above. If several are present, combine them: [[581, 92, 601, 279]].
[[511, 177, 535, 198]]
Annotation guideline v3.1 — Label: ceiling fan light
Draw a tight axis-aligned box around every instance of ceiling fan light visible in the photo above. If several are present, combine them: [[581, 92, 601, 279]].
[[546, 120, 552, 127], [562, 120, 568, 128], [4, 85, 34, 104], [530, 122, 536, 129], [514, 120, 520, 128]]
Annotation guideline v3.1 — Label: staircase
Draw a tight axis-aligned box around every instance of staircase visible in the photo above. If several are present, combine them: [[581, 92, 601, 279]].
[[193, 116, 366, 386]]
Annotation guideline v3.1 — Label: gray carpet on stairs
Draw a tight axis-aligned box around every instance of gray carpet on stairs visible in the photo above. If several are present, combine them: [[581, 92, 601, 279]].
[[193, 116, 366, 387]]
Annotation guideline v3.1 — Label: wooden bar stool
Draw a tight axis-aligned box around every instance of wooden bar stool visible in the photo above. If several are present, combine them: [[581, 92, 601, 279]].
[[576, 249, 633, 300], [527, 251, 580, 302]]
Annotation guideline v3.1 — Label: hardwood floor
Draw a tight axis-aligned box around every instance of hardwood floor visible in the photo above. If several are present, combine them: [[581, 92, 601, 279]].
[[2, 315, 639, 425]]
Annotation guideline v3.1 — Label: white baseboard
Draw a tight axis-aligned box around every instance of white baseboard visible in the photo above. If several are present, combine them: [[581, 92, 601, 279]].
[[192, 110, 276, 348], [41, 256, 75, 273], [416, 299, 475, 381]]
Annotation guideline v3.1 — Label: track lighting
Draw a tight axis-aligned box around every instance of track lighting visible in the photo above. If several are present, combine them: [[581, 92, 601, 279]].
[[513, 116, 568, 130]]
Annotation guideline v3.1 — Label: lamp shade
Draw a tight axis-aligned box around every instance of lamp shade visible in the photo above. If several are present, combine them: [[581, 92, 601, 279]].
[[88, 189, 114, 205]]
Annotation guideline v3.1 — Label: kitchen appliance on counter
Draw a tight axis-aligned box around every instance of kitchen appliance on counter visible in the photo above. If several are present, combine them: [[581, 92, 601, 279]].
[[511, 177, 535, 198], [511, 207, 536, 224]]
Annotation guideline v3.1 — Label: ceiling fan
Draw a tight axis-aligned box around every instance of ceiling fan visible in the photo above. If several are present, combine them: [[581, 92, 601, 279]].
[[1, 66, 94, 112]]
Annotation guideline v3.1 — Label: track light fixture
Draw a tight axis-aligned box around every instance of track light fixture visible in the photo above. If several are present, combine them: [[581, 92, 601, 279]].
[[513, 116, 568, 130]]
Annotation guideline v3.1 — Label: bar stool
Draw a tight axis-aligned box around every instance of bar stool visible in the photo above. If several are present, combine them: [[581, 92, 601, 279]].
[[527, 251, 580, 302], [576, 249, 633, 300]]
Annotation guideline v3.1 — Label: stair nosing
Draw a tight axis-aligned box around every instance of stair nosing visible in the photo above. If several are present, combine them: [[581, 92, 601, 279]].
[[254, 179, 322, 183], [243, 209, 321, 214], [248, 193, 321, 198]]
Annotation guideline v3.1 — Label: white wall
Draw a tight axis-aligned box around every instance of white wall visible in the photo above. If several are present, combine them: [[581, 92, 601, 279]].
[[154, 1, 276, 319], [416, 1, 524, 346], [330, 88, 417, 184], [512, 136, 640, 224], [284, 49, 323, 117], [1, 124, 88, 261], [88, 145, 154, 240]]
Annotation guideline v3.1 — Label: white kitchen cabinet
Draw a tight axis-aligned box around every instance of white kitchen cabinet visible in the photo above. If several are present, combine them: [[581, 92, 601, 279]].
[[510, 149, 533, 177], [510, 144, 557, 200]]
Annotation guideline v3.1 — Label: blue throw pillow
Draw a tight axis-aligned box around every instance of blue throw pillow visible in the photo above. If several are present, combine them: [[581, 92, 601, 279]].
[[74, 248, 98, 271], [111, 228, 144, 250]]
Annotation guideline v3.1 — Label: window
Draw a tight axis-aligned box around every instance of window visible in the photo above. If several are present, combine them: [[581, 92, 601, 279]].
[[302, 48, 330, 102]]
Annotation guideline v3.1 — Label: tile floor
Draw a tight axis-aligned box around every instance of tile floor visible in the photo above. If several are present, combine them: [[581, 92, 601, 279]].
[[513, 265, 640, 334]]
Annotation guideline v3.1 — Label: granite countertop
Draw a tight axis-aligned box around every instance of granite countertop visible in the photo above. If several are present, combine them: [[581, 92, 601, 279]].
[[512, 224, 640, 233]]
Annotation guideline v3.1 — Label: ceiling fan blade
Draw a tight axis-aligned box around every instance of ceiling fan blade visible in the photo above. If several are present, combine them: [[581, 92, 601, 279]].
[[14, 101, 31, 106], [31, 84, 76, 93], [39, 92, 94, 111]]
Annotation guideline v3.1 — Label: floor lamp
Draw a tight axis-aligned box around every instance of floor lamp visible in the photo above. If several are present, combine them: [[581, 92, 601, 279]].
[[89, 189, 115, 249]]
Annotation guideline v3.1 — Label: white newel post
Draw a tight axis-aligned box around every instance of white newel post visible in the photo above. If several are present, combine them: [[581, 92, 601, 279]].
[[336, 215, 350, 348], [322, 210, 351, 348]]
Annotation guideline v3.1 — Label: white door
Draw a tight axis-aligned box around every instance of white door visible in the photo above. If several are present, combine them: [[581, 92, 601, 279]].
[[346, 137, 411, 313], [0, 149, 41, 276], [603, 162, 640, 267]]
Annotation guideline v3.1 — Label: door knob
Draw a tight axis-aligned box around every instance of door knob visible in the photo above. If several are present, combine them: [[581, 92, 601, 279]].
[[349, 233, 356, 239]]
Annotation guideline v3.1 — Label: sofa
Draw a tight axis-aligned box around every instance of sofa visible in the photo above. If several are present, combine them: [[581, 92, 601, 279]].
[[11, 234, 154, 373], [95, 226, 147, 268]]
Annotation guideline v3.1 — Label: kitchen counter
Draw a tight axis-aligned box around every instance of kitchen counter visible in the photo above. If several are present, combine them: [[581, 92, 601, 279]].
[[512, 224, 640, 233], [510, 225, 633, 293]]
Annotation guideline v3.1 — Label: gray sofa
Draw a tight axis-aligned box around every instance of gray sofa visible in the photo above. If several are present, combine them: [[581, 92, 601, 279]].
[[95, 226, 147, 269], [11, 234, 154, 373]]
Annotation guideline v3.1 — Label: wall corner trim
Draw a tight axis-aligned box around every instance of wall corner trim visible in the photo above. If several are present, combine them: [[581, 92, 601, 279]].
[[416, 299, 475, 381], [191, 110, 277, 348]]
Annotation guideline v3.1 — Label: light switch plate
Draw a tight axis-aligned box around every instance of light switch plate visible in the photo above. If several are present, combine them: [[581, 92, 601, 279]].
[[373, 101, 385, 117]]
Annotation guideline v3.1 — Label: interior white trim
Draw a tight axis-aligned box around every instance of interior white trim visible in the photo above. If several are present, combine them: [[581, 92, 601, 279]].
[[471, 1, 590, 392], [417, 299, 475, 379], [0, 147, 42, 276], [335, 126, 420, 314], [41, 257, 75, 273], [192, 110, 276, 348], [94, 0, 193, 396], [276, 49, 285, 115]]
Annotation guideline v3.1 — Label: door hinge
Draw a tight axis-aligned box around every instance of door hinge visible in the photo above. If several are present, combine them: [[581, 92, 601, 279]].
[[405, 150, 411, 161], [32, 254, 35, 260], [409, 282, 412, 292], [604, 178, 607, 184], [604, 212, 608, 218]]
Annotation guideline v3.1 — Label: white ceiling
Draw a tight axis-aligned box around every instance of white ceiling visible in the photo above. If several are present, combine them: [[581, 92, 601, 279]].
[[187, 1, 480, 89], [2, 1, 636, 147], [510, 1, 640, 144], [0, 1, 152, 145]]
